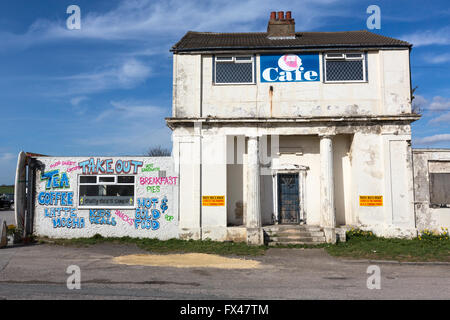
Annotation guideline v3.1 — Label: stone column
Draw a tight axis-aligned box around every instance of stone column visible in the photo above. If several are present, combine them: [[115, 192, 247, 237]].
[[299, 169, 307, 224], [246, 136, 263, 244], [319, 134, 336, 243]]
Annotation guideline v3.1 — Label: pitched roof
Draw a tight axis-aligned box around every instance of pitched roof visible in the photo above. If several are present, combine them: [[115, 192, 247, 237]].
[[171, 30, 411, 52]]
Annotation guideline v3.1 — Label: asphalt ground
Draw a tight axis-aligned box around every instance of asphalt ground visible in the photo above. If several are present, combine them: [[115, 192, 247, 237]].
[[1, 209, 449, 300], [0, 240, 449, 300]]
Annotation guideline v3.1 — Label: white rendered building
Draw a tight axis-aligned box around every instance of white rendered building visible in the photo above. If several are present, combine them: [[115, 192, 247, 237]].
[[167, 11, 420, 244]]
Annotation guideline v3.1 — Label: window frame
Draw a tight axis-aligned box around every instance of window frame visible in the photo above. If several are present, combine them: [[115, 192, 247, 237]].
[[213, 55, 256, 85], [77, 174, 136, 209], [323, 52, 367, 83]]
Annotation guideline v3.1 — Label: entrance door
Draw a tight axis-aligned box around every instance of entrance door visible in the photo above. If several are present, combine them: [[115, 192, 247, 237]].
[[278, 173, 300, 224]]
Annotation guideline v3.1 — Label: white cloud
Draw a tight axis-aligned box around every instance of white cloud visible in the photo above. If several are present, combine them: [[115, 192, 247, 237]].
[[402, 27, 450, 46], [117, 59, 152, 85], [70, 96, 89, 106], [74, 112, 171, 154], [423, 96, 450, 125], [53, 58, 151, 95], [77, 125, 172, 151], [0, 153, 16, 162], [70, 98, 171, 154], [2, 0, 349, 98], [414, 95, 450, 114], [95, 100, 168, 122], [412, 94, 427, 108], [414, 134, 450, 145], [429, 96, 450, 111], [426, 53, 450, 64], [429, 112, 450, 124], [69, 96, 89, 115], [2, 0, 345, 48]]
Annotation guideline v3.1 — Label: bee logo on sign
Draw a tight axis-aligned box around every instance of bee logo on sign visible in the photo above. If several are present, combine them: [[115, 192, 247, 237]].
[[260, 53, 320, 83]]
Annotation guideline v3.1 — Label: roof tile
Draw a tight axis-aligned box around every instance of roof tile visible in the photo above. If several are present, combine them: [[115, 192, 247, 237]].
[[171, 31, 411, 52]]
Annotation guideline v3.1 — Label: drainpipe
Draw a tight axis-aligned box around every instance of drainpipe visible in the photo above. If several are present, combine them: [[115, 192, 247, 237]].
[[199, 129, 203, 240], [199, 55, 203, 240]]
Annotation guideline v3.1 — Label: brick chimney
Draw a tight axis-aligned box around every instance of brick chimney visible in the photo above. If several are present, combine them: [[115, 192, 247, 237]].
[[267, 11, 295, 39]]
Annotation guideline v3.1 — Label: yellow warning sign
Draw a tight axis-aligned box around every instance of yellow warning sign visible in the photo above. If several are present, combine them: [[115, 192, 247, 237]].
[[202, 196, 225, 206], [359, 196, 383, 206]]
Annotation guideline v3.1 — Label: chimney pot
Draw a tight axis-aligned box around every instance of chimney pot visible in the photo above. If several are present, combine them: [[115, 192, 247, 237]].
[[277, 11, 284, 20], [267, 10, 295, 38]]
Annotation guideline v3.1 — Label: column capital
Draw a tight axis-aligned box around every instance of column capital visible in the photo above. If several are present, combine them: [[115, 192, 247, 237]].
[[318, 127, 336, 138], [318, 133, 335, 139]]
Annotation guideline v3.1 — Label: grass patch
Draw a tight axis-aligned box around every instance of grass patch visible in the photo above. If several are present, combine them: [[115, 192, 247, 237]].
[[325, 229, 450, 262], [38, 234, 267, 256], [36, 228, 450, 262]]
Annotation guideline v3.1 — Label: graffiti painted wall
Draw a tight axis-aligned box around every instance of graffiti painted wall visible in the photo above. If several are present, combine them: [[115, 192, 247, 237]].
[[33, 157, 178, 240]]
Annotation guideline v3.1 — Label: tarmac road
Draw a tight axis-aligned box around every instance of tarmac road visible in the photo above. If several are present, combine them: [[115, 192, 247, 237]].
[[0, 242, 449, 300]]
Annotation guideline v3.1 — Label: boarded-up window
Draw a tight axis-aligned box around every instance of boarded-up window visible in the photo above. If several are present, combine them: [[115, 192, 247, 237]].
[[429, 173, 450, 207]]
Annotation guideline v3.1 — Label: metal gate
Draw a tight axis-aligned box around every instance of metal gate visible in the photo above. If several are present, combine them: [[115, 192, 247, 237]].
[[277, 173, 300, 224]]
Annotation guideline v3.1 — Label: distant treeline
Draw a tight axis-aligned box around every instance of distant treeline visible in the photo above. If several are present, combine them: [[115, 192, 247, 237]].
[[0, 185, 14, 194]]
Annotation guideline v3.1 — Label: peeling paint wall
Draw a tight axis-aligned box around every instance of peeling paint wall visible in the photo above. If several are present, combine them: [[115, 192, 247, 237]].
[[347, 131, 416, 238], [173, 54, 201, 118], [381, 50, 412, 115], [349, 132, 384, 226], [171, 47, 418, 240], [174, 50, 411, 118], [172, 123, 416, 239], [33, 156, 178, 240]]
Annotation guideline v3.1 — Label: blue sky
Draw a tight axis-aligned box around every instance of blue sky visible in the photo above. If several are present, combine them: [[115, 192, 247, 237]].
[[0, 0, 449, 184]]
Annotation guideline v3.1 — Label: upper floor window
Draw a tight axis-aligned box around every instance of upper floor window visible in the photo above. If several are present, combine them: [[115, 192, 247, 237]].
[[214, 55, 255, 84], [324, 53, 366, 83]]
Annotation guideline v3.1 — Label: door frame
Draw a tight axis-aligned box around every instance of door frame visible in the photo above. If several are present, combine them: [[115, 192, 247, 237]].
[[272, 164, 309, 224]]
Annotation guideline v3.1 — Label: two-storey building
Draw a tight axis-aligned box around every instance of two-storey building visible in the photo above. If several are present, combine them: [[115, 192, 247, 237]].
[[167, 11, 420, 244]]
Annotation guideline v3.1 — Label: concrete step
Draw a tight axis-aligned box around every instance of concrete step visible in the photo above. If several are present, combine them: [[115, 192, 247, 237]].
[[263, 225, 323, 232], [268, 231, 325, 237], [263, 225, 327, 245], [268, 241, 325, 246], [269, 236, 326, 243]]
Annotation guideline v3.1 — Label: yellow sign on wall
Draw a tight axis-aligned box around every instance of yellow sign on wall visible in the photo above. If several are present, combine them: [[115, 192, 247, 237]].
[[202, 196, 225, 206], [359, 196, 383, 206]]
